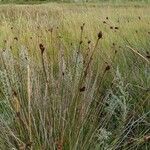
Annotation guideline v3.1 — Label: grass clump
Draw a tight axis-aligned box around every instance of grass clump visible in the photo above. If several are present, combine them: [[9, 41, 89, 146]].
[[0, 3, 150, 150]]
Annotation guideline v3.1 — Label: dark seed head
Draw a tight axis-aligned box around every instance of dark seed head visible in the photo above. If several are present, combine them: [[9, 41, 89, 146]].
[[105, 102, 109, 106], [14, 37, 18, 41], [105, 65, 111, 71], [98, 31, 103, 39], [106, 17, 109, 20], [112, 43, 115, 46], [48, 28, 53, 33], [103, 21, 106, 24], [13, 90, 17, 96], [110, 26, 113, 29], [81, 23, 85, 31], [114, 27, 119, 30], [88, 40, 91, 44], [146, 55, 150, 59], [80, 40, 83, 45], [80, 86, 86, 92], [39, 43, 45, 54], [3, 40, 7, 43]]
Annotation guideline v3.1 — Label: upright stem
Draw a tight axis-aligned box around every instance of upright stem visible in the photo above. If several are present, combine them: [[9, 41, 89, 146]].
[[27, 63, 32, 148]]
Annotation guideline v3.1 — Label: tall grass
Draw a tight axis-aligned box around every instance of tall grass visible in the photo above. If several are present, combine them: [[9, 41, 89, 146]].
[[0, 0, 150, 5], [0, 3, 150, 150]]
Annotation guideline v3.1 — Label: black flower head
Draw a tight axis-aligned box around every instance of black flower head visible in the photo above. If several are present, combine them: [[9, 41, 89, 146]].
[[39, 43, 45, 54], [98, 31, 103, 39]]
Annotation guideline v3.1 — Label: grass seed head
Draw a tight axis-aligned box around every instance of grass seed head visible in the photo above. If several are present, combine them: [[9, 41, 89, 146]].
[[98, 31, 103, 39], [110, 26, 113, 29], [112, 43, 115, 46], [146, 55, 150, 59], [88, 40, 91, 44], [105, 65, 111, 71], [14, 37, 18, 41], [80, 86, 86, 92], [80, 40, 83, 45], [39, 43, 45, 54], [81, 23, 85, 31], [114, 27, 119, 30]]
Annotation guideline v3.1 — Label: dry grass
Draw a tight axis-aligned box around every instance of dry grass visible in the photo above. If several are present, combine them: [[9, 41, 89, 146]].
[[0, 3, 150, 150]]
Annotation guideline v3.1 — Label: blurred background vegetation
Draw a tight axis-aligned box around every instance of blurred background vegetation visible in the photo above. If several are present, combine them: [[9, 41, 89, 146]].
[[0, 0, 150, 4]]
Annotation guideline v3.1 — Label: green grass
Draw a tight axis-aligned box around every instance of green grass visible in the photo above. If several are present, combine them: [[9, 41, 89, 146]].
[[0, 0, 150, 5], [0, 3, 150, 150]]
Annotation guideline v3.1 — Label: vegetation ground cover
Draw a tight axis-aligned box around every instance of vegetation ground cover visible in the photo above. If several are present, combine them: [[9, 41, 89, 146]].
[[0, 2, 150, 150]]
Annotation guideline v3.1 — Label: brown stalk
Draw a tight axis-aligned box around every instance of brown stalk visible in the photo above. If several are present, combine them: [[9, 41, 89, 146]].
[[126, 45, 149, 64], [27, 62, 32, 149]]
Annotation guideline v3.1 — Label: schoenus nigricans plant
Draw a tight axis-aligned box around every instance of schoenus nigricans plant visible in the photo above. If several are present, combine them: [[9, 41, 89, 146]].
[[73, 23, 85, 81], [79, 86, 86, 92], [146, 55, 150, 59], [79, 23, 85, 46], [138, 16, 141, 20], [88, 40, 91, 44], [81, 23, 85, 31], [146, 51, 150, 59], [105, 65, 111, 72], [39, 43, 45, 55], [80, 40, 83, 45], [110, 26, 113, 29], [83, 31, 103, 79], [114, 27, 119, 30], [14, 37, 18, 41], [98, 31, 103, 39]]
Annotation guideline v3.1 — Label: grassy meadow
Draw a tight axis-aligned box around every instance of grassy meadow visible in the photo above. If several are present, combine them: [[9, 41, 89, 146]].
[[0, 2, 150, 150]]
